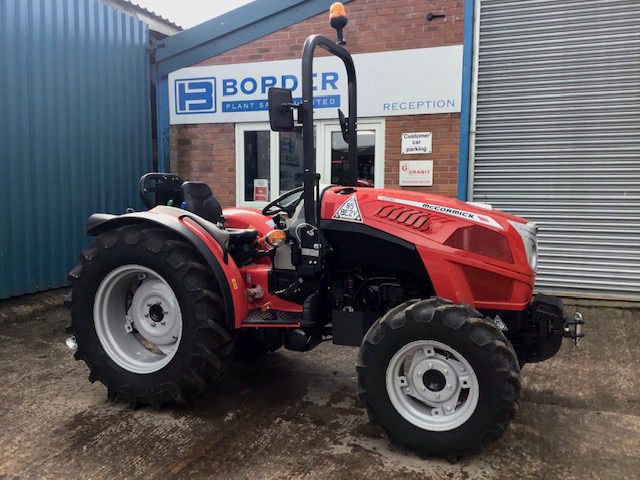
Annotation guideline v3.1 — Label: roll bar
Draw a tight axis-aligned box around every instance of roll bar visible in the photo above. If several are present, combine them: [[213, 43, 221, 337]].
[[300, 34, 357, 225]]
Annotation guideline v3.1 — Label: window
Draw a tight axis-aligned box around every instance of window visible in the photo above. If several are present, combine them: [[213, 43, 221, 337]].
[[236, 124, 312, 206], [329, 129, 376, 187], [243, 131, 271, 202], [279, 131, 304, 193], [320, 120, 384, 189], [237, 120, 383, 206]]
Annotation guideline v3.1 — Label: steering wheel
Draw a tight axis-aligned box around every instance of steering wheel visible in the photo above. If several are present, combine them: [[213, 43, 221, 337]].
[[261, 186, 305, 216]]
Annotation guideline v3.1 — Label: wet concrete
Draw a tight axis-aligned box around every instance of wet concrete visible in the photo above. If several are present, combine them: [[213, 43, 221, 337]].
[[0, 290, 639, 479]]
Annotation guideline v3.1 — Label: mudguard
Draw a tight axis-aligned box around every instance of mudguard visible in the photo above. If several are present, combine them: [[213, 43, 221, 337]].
[[86, 206, 248, 328]]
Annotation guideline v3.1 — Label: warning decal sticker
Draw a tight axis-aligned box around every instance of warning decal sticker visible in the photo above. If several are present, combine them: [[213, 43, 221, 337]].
[[332, 195, 363, 223]]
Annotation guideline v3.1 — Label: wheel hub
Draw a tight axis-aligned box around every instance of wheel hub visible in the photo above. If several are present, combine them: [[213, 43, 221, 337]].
[[423, 369, 446, 392], [148, 304, 165, 323], [409, 355, 459, 404], [129, 278, 181, 346], [385, 340, 479, 432], [93, 264, 183, 374]]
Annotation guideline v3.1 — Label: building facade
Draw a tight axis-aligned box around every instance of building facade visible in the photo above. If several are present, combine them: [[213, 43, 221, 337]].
[[169, 0, 464, 207]]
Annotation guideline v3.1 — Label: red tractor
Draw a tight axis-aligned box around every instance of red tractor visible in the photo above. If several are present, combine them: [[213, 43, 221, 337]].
[[66, 4, 583, 456]]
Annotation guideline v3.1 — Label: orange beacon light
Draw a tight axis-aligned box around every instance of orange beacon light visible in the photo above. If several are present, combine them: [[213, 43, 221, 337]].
[[329, 2, 348, 45]]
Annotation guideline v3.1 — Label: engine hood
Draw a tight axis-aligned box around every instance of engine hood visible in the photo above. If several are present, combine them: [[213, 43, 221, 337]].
[[320, 186, 528, 230]]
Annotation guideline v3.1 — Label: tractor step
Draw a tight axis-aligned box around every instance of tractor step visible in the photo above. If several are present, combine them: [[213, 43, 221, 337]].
[[241, 309, 301, 328]]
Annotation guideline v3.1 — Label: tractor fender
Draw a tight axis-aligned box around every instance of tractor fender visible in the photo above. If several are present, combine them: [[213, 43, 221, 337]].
[[86, 208, 248, 328]]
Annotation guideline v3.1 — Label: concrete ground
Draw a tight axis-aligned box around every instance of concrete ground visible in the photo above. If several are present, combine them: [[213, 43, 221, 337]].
[[0, 290, 639, 479]]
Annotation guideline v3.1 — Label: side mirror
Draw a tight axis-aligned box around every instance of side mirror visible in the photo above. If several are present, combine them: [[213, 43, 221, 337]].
[[268, 87, 295, 132]]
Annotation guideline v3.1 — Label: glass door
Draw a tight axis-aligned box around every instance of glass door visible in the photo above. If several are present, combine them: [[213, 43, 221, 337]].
[[321, 121, 384, 188], [237, 120, 383, 206], [236, 124, 309, 207], [241, 129, 272, 203]]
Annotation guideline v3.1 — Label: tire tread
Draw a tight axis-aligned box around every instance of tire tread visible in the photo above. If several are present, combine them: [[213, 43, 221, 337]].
[[67, 225, 236, 408], [357, 297, 521, 458]]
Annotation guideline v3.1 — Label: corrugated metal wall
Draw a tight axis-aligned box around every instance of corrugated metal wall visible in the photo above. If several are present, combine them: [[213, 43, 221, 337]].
[[470, 0, 640, 300], [0, 0, 152, 298]]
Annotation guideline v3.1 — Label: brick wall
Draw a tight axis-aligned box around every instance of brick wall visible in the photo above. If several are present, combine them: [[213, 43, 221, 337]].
[[171, 0, 465, 207], [172, 124, 236, 205], [385, 114, 461, 198]]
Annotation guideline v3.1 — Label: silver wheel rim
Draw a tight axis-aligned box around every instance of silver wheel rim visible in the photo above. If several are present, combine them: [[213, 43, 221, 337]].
[[385, 340, 479, 432], [93, 264, 183, 374]]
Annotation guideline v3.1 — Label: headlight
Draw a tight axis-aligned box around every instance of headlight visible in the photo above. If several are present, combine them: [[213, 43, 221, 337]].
[[508, 221, 538, 272]]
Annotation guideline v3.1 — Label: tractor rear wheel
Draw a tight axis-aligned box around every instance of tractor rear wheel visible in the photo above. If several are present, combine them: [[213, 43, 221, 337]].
[[67, 225, 236, 407], [357, 298, 520, 457]]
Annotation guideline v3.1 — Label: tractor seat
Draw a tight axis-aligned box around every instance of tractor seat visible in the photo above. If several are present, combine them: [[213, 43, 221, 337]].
[[181, 181, 223, 224], [180, 182, 257, 246]]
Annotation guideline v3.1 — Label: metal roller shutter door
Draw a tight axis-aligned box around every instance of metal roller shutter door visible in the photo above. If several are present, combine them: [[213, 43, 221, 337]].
[[470, 0, 640, 300]]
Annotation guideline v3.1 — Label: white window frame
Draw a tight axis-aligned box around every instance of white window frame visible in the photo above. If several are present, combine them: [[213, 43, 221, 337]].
[[235, 122, 279, 209], [235, 118, 385, 207], [317, 118, 385, 188]]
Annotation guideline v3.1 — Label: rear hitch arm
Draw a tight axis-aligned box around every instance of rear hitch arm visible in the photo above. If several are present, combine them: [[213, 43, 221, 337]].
[[562, 312, 585, 346]]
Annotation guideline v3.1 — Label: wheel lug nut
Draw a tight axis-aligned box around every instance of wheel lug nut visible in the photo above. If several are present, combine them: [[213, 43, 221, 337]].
[[446, 406, 452, 412], [404, 387, 411, 393], [420, 386, 425, 392], [417, 349, 423, 355], [144, 313, 149, 318], [150, 323, 156, 327], [443, 369, 448, 375], [163, 311, 169, 315], [417, 371, 423, 376], [447, 384, 452, 390], [160, 321, 166, 326], [436, 393, 440, 398], [147, 303, 152, 307], [428, 363, 433, 369]]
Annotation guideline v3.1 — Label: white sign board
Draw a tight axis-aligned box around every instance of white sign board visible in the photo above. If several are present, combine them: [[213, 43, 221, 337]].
[[401, 132, 432, 154], [399, 161, 433, 187], [169, 45, 462, 124]]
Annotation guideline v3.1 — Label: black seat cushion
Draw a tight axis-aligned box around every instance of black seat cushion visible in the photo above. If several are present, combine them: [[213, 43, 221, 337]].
[[181, 181, 223, 224]]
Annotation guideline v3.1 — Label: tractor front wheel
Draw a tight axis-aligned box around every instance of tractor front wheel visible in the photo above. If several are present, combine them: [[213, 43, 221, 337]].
[[357, 298, 521, 457], [67, 225, 236, 407]]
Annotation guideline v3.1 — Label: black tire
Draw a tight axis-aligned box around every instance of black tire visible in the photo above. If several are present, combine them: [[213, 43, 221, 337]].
[[356, 298, 521, 457], [67, 225, 236, 408], [235, 329, 285, 362]]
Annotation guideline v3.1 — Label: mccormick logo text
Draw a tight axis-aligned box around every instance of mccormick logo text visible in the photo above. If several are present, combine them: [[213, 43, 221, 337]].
[[378, 196, 503, 229]]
